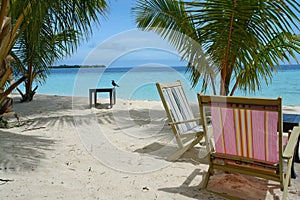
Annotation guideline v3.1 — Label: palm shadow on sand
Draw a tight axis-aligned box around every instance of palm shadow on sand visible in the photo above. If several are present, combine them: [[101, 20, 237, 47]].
[[0, 130, 55, 172]]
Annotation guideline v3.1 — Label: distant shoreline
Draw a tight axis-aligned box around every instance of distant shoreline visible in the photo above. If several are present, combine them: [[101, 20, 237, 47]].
[[50, 64, 300, 70], [50, 65, 106, 69]]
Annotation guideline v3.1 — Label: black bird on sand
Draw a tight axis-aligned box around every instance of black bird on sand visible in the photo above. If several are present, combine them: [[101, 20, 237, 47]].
[[112, 80, 119, 87]]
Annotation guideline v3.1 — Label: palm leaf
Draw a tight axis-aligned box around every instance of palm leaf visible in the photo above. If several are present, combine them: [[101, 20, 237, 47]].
[[133, 0, 300, 95]]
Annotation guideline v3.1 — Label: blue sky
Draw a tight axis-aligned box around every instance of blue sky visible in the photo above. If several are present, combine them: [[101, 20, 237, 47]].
[[57, 0, 186, 67], [57, 0, 300, 66]]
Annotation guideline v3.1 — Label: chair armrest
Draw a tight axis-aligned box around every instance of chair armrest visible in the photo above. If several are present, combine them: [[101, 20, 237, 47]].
[[169, 118, 201, 125], [283, 126, 300, 159], [169, 116, 211, 125]]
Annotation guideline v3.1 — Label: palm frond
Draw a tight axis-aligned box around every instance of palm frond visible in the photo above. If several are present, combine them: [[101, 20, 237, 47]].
[[133, 0, 300, 95]]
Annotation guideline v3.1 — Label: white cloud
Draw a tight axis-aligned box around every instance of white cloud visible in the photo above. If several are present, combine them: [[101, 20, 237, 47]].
[[81, 29, 185, 66]]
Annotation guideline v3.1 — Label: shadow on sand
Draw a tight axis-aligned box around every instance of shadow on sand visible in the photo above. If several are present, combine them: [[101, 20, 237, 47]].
[[0, 130, 55, 172], [158, 168, 281, 200]]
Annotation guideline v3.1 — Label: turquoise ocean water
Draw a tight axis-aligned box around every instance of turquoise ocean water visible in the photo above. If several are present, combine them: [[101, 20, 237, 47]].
[[18, 65, 300, 106]]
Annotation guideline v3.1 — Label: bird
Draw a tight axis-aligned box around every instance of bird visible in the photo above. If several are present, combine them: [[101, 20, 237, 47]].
[[111, 80, 119, 87]]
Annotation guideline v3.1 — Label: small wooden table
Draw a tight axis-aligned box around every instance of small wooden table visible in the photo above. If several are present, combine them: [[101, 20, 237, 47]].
[[283, 113, 300, 179], [89, 88, 116, 108]]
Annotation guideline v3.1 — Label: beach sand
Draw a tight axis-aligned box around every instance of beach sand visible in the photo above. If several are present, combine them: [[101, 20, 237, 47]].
[[0, 94, 299, 200]]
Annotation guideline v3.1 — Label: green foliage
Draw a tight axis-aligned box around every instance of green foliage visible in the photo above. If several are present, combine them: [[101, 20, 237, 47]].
[[0, 118, 8, 128], [6, 0, 108, 101], [133, 0, 300, 95]]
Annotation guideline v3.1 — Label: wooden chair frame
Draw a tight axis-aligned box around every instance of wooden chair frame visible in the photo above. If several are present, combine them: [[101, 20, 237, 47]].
[[156, 80, 204, 161], [198, 94, 300, 200]]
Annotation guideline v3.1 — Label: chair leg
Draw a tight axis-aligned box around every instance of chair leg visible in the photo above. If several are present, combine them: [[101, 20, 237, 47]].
[[187, 135, 203, 151], [167, 144, 192, 161], [203, 166, 212, 189], [282, 157, 293, 200], [167, 135, 203, 161]]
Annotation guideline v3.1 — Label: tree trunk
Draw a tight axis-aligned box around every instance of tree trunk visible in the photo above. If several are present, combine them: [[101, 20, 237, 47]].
[[17, 85, 38, 102], [19, 63, 37, 102]]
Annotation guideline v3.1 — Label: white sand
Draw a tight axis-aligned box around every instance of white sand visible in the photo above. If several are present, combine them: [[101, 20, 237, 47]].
[[0, 94, 299, 200]]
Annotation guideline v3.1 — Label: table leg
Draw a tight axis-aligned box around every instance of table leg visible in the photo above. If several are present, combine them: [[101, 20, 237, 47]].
[[113, 89, 116, 105], [109, 91, 113, 108], [94, 91, 97, 107], [89, 90, 92, 108]]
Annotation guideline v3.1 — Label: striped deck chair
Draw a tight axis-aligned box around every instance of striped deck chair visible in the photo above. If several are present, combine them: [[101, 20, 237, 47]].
[[156, 81, 204, 161], [198, 94, 300, 200]]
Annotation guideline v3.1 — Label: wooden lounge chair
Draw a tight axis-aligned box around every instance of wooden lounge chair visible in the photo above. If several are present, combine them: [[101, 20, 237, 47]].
[[156, 80, 205, 161], [198, 94, 300, 200]]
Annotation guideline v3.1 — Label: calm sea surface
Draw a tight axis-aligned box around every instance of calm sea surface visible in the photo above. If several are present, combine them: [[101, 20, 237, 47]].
[[18, 65, 300, 106]]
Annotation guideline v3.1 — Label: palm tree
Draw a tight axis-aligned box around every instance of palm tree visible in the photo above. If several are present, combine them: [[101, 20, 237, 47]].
[[133, 0, 300, 95], [11, 10, 80, 101], [12, 29, 79, 102], [0, 0, 107, 110], [0, 0, 27, 116], [11, 0, 107, 102]]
